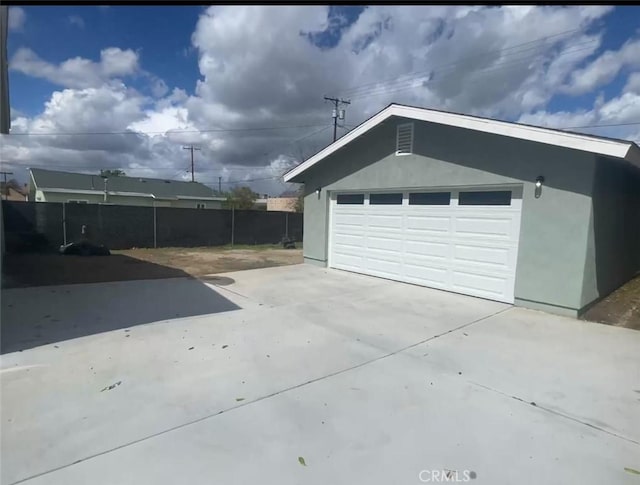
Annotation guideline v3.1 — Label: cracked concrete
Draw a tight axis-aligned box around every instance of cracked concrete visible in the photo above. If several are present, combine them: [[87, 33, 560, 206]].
[[1, 264, 639, 484]]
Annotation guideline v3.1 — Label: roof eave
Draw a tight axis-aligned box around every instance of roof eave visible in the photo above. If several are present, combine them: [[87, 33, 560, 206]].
[[283, 104, 638, 182]]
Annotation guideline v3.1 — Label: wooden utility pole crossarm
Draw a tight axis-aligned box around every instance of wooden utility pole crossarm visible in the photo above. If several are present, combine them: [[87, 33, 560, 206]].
[[183, 145, 201, 182], [324, 96, 351, 142]]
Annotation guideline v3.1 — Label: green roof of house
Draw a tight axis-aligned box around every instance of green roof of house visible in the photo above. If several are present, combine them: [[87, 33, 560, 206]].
[[30, 168, 222, 200]]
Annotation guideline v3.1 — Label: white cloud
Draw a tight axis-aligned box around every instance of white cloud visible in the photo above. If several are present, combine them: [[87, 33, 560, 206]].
[[7, 5, 640, 196], [8, 6, 25, 31], [624, 72, 640, 94], [10, 47, 140, 89], [562, 39, 640, 95], [150, 78, 169, 98], [518, 90, 640, 143], [68, 15, 85, 29]]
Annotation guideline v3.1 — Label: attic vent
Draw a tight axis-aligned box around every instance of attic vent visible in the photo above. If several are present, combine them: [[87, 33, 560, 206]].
[[396, 122, 414, 156]]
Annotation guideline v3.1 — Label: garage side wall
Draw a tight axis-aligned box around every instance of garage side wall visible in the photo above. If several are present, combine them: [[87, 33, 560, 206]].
[[581, 157, 640, 309], [301, 118, 596, 315]]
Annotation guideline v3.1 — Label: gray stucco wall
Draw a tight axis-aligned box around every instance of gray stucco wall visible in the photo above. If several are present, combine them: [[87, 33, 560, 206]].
[[581, 157, 640, 309], [298, 116, 600, 315]]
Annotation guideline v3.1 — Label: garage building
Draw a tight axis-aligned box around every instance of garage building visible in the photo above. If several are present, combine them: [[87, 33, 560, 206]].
[[284, 104, 640, 317]]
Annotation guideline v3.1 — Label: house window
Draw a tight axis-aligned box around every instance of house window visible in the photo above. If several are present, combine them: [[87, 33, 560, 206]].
[[396, 123, 414, 156], [68, 199, 88, 204], [458, 191, 512, 206], [409, 192, 451, 205], [196, 203, 207, 209], [369, 193, 403, 205], [336, 194, 364, 205]]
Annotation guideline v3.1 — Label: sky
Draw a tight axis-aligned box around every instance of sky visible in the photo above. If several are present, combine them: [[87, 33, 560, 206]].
[[2, 5, 640, 195]]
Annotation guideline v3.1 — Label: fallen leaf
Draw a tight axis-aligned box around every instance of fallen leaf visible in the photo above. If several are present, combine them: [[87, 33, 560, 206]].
[[236, 397, 245, 402], [188, 347, 194, 350], [100, 381, 122, 392], [222, 345, 228, 349], [624, 467, 640, 475], [298, 456, 306, 466]]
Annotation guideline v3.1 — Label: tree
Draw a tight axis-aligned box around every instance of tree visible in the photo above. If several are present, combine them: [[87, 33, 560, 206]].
[[5, 178, 22, 191], [224, 186, 258, 210], [100, 169, 126, 177]]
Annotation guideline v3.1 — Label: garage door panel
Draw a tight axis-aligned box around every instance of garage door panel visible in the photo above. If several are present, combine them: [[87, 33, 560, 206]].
[[451, 270, 508, 298], [367, 236, 404, 253], [367, 213, 403, 230], [406, 215, 450, 234], [404, 240, 449, 260], [453, 244, 510, 268], [404, 262, 449, 284], [330, 189, 521, 304], [332, 254, 366, 271], [333, 234, 366, 249], [454, 216, 514, 240], [365, 256, 403, 276], [334, 218, 366, 229]]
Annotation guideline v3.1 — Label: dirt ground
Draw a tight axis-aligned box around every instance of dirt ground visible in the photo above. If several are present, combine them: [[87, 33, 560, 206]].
[[116, 246, 303, 278], [4, 246, 638, 330], [1, 245, 303, 288], [581, 275, 640, 331]]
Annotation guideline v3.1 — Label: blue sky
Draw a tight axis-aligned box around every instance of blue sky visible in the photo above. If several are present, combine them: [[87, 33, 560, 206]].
[[12, 5, 637, 118], [4, 5, 640, 192], [8, 6, 206, 115]]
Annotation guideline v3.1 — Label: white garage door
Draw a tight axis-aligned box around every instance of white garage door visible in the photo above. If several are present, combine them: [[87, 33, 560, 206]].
[[329, 187, 522, 303]]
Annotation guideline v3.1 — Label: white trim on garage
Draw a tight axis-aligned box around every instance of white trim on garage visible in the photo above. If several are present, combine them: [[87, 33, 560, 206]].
[[284, 104, 640, 181], [328, 185, 523, 303]]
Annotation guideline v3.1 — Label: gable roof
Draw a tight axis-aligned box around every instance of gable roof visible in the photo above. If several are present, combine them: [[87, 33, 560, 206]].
[[30, 168, 224, 201], [283, 103, 640, 182]]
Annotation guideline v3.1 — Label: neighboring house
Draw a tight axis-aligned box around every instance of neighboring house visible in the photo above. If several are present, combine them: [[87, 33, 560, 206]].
[[266, 197, 297, 212], [1, 183, 28, 201], [253, 197, 268, 210], [284, 103, 640, 318], [29, 168, 225, 209]]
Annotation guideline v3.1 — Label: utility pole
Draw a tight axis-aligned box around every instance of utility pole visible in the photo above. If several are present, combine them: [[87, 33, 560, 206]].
[[183, 146, 201, 182], [324, 96, 350, 142], [0, 171, 13, 199], [218, 176, 222, 194]]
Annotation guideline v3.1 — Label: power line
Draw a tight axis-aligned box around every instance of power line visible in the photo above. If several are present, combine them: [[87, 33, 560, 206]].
[[340, 29, 580, 95], [8, 123, 329, 137], [557, 121, 640, 129], [197, 126, 333, 186], [337, 28, 587, 98], [347, 40, 599, 101]]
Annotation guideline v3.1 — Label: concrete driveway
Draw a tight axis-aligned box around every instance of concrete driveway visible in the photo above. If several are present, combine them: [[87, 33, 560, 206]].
[[1, 264, 639, 484]]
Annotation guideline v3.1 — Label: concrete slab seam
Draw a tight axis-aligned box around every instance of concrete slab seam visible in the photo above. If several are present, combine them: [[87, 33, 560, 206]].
[[468, 380, 639, 446], [7, 307, 512, 485]]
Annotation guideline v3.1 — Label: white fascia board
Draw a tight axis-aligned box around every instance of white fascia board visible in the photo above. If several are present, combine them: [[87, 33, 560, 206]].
[[283, 104, 638, 181], [108, 191, 155, 198], [175, 195, 226, 201], [284, 107, 391, 182], [40, 188, 103, 196], [40, 188, 158, 198]]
